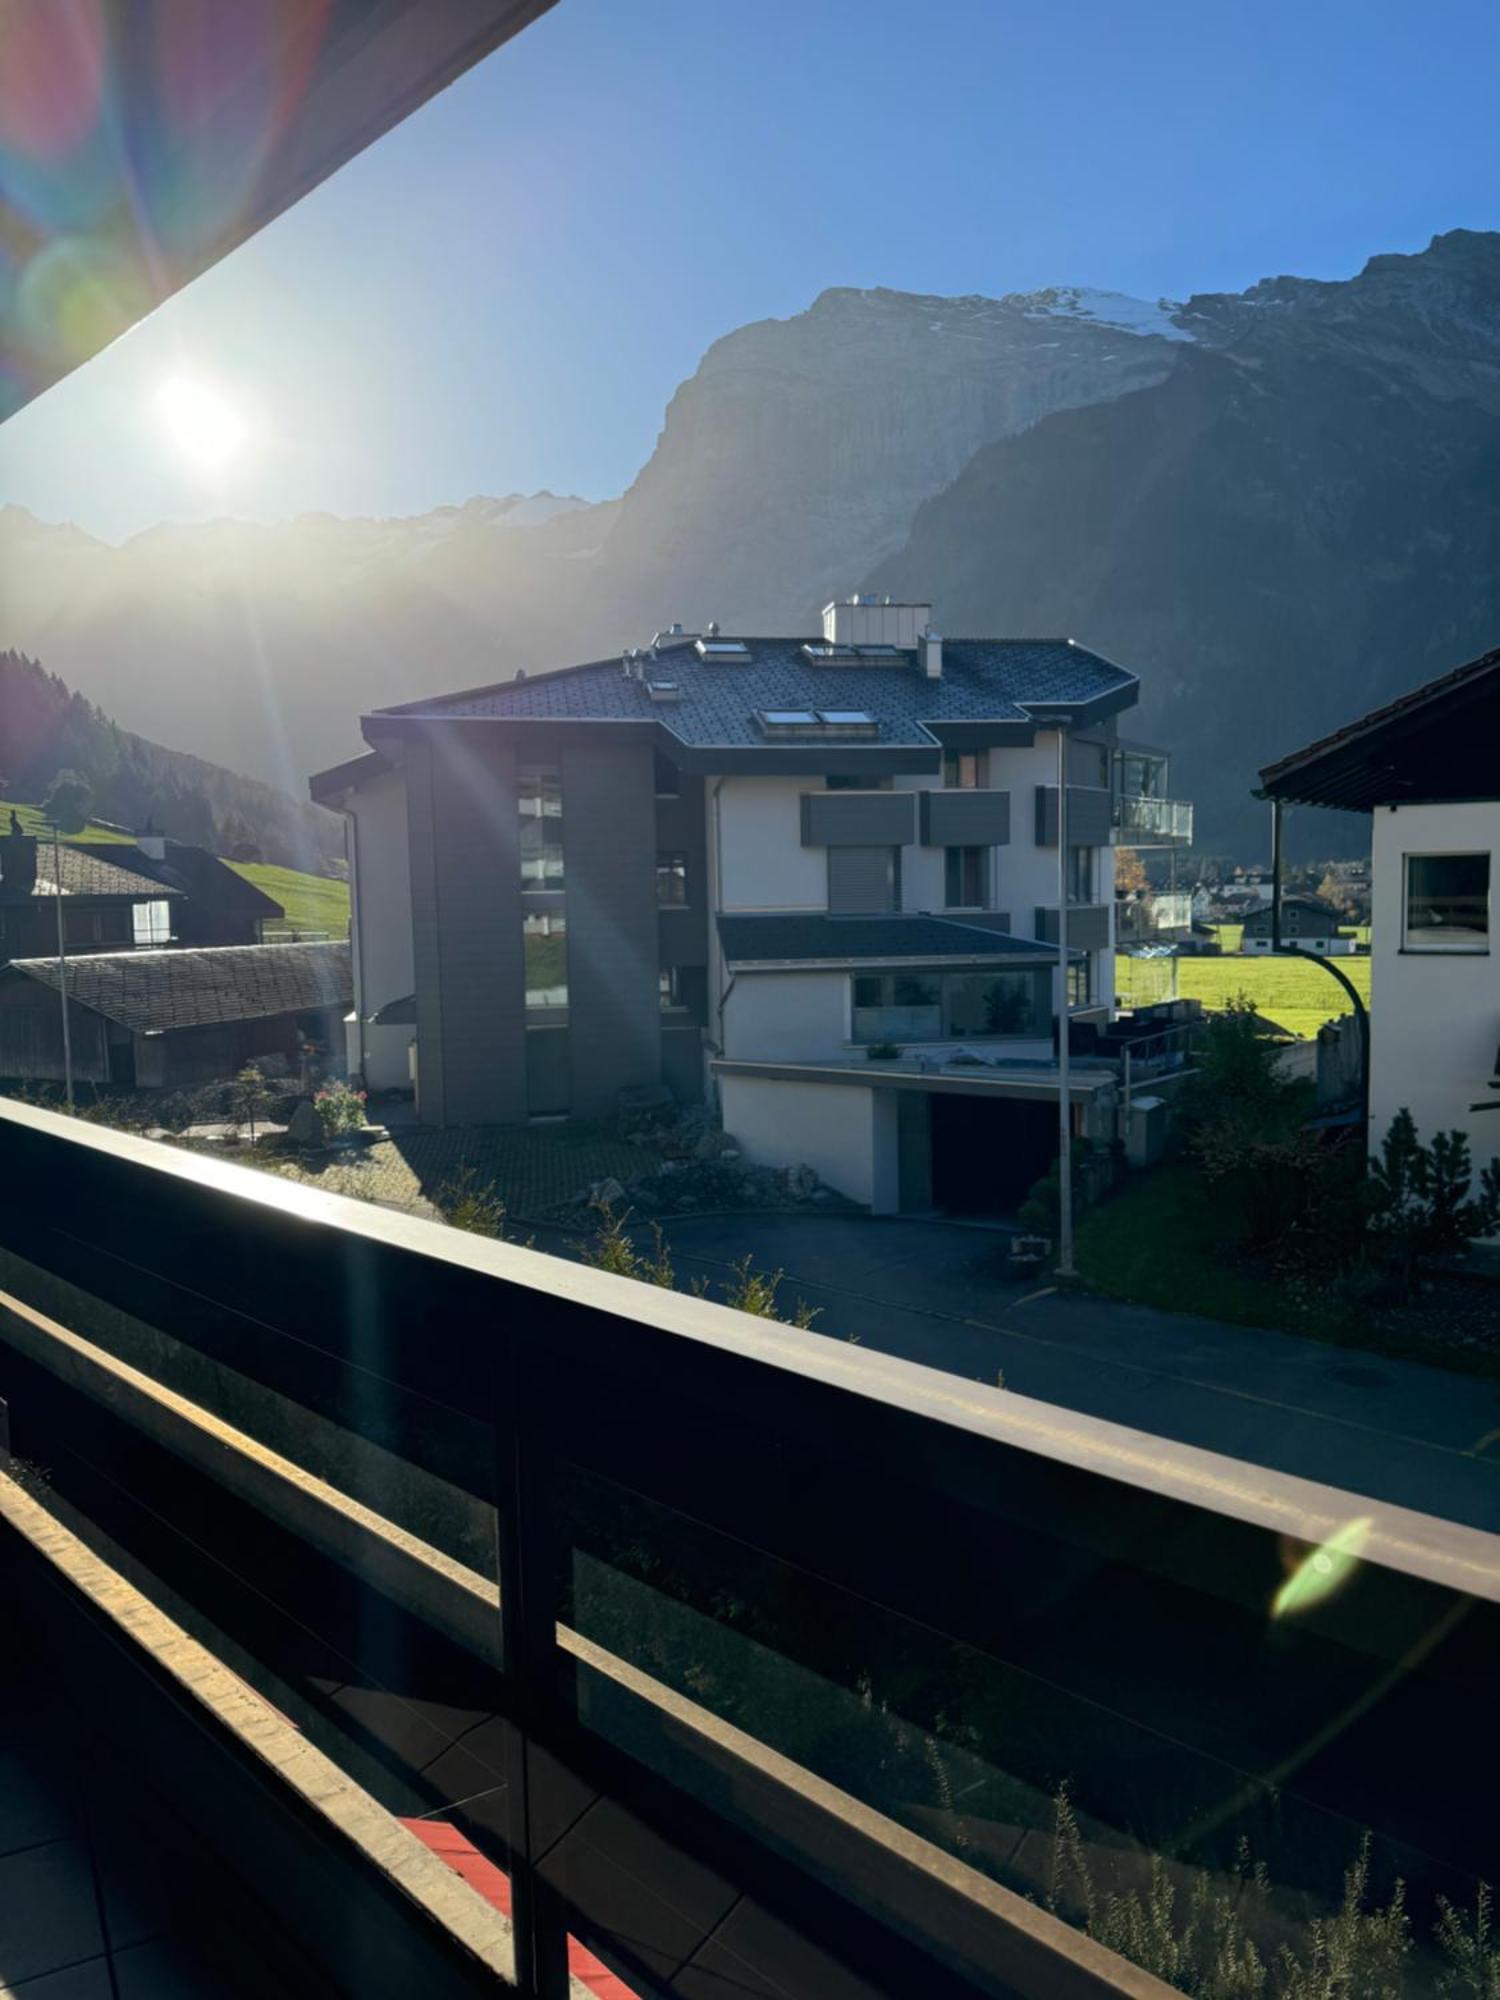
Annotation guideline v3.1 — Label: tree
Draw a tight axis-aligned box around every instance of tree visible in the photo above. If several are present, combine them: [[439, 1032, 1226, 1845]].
[[41, 768, 92, 835], [229, 1065, 273, 1143], [1367, 1109, 1500, 1295], [1115, 846, 1149, 895]]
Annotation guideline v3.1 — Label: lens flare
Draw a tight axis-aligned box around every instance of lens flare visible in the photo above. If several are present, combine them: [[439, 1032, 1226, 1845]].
[[156, 374, 250, 471], [1272, 1516, 1374, 1620]]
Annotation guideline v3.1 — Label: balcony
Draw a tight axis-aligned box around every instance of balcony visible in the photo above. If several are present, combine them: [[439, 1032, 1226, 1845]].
[[1114, 794, 1195, 845], [2, 1096, 1496, 1999]]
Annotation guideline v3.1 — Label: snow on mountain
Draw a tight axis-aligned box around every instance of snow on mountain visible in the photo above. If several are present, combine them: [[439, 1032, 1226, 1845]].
[[1017, 286, 1195, 342]]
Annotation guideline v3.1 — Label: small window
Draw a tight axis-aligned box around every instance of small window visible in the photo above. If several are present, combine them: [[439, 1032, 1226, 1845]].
[[1404, 853, 1489, 950], [763, 709, 818, 726], [133, 899, 173, 947], [1068, 959, 1093, 1008], [943, 751, 989, 790], [659, 967, 682, 1010], [695, 639, 750, 660], [944, 846, 988, 908], [657, 852, 688, 906], [1067, 846, 1094, 904]]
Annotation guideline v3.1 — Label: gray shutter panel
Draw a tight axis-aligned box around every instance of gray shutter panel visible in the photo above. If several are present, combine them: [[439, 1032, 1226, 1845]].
[[828, 846, 898, 913]]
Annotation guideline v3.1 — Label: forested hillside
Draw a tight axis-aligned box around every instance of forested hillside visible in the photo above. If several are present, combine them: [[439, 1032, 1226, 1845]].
[[0, 651, 341, 870]]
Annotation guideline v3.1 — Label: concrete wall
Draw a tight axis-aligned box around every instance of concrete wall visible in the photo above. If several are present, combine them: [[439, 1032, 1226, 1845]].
[[1371, 800, 1500, 1174], [347, 767, 415, 1092], [720, 1072, 889, 1209], [561, 738, 663, 1119]]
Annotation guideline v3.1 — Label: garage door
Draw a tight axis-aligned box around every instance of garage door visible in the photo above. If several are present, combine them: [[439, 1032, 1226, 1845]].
[[929, 1093, 1057, 1214]]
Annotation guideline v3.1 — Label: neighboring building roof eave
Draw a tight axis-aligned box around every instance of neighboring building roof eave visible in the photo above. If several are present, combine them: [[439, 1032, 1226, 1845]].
[[309, 748, 391, 804]]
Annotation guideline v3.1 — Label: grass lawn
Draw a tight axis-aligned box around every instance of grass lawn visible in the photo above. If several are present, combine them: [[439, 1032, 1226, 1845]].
[[230, 861, 350, 936], [1072, 1165, 1357, 1339], [1116, 942, 1370, 1040], [3, 801, 133, 842]]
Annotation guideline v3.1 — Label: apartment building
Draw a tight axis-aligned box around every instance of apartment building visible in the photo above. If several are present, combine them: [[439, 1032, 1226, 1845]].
[[314, 597, 1176, 1207]]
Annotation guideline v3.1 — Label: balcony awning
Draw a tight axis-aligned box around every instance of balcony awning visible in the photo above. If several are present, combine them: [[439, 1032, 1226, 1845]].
[[3, 0, 558, 419]]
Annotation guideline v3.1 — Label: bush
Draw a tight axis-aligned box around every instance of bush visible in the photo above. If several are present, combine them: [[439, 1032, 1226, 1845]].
[[1367, 1108, 1500, 1297], [577, 1201, 818, 1326], [435, 1166, 507, 1237], [864, 1041, 902, 1061], [314, 1080, 366, 1138]]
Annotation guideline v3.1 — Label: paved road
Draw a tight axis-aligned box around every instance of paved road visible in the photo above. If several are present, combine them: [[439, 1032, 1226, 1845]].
[[591, 1213, 1500, 1533]]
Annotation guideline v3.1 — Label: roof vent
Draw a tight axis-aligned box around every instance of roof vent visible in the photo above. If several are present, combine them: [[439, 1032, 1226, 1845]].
[[821, 595, 933, 648], [651, 624, 697, 652], [646, 679, 682, 702]]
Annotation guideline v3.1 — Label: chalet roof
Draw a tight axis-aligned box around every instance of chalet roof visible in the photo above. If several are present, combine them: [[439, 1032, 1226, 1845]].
[[78, 844, 284, 920], [717, 912, 1073, 968], [0, 844, 182, 904], [1259, 645, 1500, 811], [5, 942, 351, 1034]]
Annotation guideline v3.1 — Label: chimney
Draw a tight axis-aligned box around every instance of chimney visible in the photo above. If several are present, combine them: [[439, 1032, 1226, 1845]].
[[1, 812, 38, 894], [920, 627, 943, 679], [821, 594, 934, 648]]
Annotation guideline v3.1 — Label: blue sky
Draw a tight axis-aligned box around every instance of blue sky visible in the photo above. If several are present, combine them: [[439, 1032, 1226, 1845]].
[[4, 0, 1497, 540]]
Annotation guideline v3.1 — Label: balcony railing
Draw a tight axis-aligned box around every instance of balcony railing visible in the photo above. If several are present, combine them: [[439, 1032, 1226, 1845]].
[[1, 1096, 1496, 1999], [1114, 794, 1194, 844]]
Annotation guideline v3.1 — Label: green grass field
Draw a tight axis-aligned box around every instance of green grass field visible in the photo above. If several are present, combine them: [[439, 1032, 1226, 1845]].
[[3, 802, 133, 843], [229, 861, 350, 936], [1116, 930, 1370, 1039]]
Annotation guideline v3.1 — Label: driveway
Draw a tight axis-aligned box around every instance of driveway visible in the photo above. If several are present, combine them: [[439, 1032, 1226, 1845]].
[[596, 1213, 1500, 1534]]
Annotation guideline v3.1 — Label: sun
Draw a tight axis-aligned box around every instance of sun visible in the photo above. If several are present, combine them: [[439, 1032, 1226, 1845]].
[[156, 374, 250, 471]]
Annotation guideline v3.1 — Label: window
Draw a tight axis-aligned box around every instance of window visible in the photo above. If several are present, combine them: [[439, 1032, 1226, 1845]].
[[1067, 846, 1094, 903], [757, 710, 880, 741], [653, 754, 681, 797], [695, 638, 751, 660], [944, 846, 988, 907], [1068, 958, 1093, 1008], [828, 845, 900, 913], [659, 967, 682, 1010], [1404, 853, 1489, 950], [942, 751, 988, 790], [519, 767, 567, 1013], [132, 899, 172, 946], [851, 969, 1046, 1043], [657, 852, 688, 906]]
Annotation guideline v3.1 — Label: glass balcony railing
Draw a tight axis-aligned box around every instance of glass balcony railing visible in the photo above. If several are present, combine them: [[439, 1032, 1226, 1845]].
[[1115, 793, 1195, 843]]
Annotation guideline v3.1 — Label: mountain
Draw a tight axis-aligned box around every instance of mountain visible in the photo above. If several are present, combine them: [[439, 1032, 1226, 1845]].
[[4, 231, 1499, 852], [0, 651, 341, 870], [866, 230, 1500, 852]]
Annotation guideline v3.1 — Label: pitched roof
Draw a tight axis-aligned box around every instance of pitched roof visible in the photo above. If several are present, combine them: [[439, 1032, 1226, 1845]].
[[368, 636, 1138, 752], [5, 942, 351, 1034], [1259, 645, 1500, 810], [0, 844, 182, 904], [76, 844, 284, 920], [717, 912, 1072, 967]]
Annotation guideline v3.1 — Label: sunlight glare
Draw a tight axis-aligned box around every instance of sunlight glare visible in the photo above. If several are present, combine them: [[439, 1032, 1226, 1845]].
[[156, 373, 250, 471]]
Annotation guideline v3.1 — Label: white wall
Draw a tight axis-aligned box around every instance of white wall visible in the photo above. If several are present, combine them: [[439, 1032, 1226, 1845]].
[[1371, 800, 1500, 1174], [716, 777, 828, 910], [348, 767, 415, 1091], [723, 972, 850, 1061], [721, 1072, 892, 1209]]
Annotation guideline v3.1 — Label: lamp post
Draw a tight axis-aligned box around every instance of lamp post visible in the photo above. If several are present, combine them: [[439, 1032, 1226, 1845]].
[[48, 818, 74, 1111], [1055, 722, 1075, 1278]]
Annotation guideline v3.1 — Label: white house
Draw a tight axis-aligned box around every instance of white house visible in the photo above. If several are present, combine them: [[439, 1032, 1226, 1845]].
[[1260, 645, 1500, 1174]]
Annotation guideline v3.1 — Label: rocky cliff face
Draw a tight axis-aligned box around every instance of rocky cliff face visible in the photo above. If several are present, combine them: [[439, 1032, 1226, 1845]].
[[4, 231, 1498, 854]]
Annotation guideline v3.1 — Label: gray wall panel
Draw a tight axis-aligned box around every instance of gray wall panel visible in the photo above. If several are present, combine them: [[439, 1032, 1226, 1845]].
[[661, 1024, 705, 1105], [408, 732, 527, 1128], [563, 738, 663, 1120], [801, 792, 916, 848], [1033, 904, 1112, 951], [921, 790, 1012, 847], [1034, 785, 1114, 848]]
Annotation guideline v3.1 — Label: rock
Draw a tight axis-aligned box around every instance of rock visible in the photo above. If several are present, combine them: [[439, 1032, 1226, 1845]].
[[693, 1127, 739, 1160], [287, 1099, 324, 1149], [788, 1164, 818, 1200]]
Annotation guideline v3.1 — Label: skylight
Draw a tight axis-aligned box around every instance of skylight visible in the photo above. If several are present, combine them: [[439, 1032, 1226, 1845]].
[[801, 641, 906, 664], [696, 638, 751, 660], [756, 709, 881, 740]]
